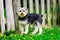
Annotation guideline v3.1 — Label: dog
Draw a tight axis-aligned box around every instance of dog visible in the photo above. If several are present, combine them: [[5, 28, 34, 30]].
[[16, 7, 43, 35]]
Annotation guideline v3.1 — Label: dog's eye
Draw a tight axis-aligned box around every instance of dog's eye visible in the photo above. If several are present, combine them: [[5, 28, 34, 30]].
[[19, 10, 21, 12]]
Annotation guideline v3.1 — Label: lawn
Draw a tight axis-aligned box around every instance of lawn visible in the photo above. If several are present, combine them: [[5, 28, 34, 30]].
[[0, 26, 60, 40]]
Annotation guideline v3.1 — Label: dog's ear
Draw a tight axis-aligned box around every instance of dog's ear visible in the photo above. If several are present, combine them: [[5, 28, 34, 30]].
[[41, 15, 43, 17], [25, 7, 28, 13], [16, 13, 17, 14]]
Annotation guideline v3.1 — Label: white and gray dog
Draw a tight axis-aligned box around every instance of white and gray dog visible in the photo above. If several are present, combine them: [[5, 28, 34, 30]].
[[16, 7, 43, 35]]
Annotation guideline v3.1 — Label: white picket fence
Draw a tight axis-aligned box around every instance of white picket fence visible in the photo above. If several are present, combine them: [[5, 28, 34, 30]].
[[0, 0, 60, 33]]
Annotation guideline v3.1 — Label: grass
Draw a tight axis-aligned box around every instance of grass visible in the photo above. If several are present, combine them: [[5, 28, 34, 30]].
[[0, 26, 60, 40]]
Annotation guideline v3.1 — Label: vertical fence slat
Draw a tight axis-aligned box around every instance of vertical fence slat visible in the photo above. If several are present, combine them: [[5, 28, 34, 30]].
[[29, 0, 33, 13], [17, 0, 21, 7], [53, 0, 57, 26], [10, 0, 15, 30], [59, 0, 60, 6], [35, 0, 39, 13], [58, 0, 60, 25], [23, 0, 27, 8], [41, 0, 46, 27], [5, 0, 15, 31], [47, 0, 51, 27], [0, 0, 5, 33], [13, 0, 21, 30]]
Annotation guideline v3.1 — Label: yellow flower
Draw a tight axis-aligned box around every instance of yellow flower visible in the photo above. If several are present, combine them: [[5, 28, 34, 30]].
[[31, 34, 33, 36], [11, 34, 13, 35], [24, 38, 26, 39], [4, 35, 6, 38], [51, 33, 53, 36], [44, 28, 47, 30], [0, 33, 3, 37], [12, 30, 14, 32], [50, 28, 52, 30], [14, 35, 16, 36], [19, 39, 20, 40]]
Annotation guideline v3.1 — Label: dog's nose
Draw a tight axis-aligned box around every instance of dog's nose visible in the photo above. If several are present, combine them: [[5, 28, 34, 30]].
[[21, 13, 23, 15]]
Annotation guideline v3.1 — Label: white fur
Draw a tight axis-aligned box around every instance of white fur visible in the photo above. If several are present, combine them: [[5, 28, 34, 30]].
[[24, 24, 29, 34], [32, 21, 42, 34], [32, 26, 38, 34], [17, 7, 28, 17], [37, 22, 42, 34], [19, 19, 29, 34], [19, 19, 28, 25], [17, 7, 42, 35]]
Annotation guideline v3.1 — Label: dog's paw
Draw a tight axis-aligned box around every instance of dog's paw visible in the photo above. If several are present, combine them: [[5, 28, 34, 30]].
[[39, 32, 42, 34], [24, 32, 28, 34], [32, 32, 36, 34], [21, 32, 25, 35]]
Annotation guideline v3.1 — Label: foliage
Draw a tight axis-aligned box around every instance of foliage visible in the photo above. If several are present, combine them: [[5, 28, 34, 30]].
[[4, 9, 6, 18], [0, 26, 60, 40], [4, 30, 16, 36]]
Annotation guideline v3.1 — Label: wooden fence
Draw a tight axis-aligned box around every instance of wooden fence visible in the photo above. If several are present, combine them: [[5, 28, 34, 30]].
[[0, 0, 60, 33]]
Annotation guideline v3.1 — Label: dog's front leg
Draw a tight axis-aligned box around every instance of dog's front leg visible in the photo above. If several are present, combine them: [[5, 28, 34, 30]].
[[24, 24, 29, 34], [19, 25, 24, 35], [19, 22, 24, 35]]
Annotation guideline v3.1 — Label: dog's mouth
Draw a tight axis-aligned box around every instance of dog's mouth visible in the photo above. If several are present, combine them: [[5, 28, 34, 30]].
[[21, 13, 24, 15], [20, 13, 24, 16], [19, 13, 25, 17]]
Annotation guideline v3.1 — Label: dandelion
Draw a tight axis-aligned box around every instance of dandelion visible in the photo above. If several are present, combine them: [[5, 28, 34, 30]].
[[0, 33, 3, 37], [51, 33, 53, 36], [50, 28, 52, 30], [11, 34, 13, 36], [12, 30, 14, 32], [24, 38, 26, 39], [19, 38, 20, 40], [14, 34, 16, 36]]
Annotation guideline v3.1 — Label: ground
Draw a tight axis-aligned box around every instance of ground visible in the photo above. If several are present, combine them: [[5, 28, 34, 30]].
[[0, 26, 60, 40]]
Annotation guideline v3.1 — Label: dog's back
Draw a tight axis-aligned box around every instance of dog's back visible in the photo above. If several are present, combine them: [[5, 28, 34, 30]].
[[28, 14, 43, 24]]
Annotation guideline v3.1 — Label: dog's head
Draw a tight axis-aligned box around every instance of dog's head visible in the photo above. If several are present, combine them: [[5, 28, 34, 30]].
[[17, 7, 28, 17]]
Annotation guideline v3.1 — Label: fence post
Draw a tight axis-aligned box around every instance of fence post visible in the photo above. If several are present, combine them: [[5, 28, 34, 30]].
[[12, 0, 21, 30], [47, 0, 51, 27], [58, 0, 60, 25], [35, 0, 39, 13], [59, 0, 60, 7], [29, 0, 33, 13], [5, 0, 15, 31], [41, 0, 46, 27], [23, 0, 27, 8], [52, 0, 57, 26], [0, 0, 5, 33]]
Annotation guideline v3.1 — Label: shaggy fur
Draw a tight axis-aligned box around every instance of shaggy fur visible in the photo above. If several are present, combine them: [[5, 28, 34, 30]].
[[17, 7, 43, 35]]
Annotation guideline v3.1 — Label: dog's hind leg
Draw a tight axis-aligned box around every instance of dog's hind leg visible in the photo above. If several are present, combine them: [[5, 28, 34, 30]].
[[19, 25, 24, 35], [32, 26, 38, 34], [19, 22, 24, 35], [38, 23, 42, 34], [38, 25, 42, 34], [32, 22, 38, 34]]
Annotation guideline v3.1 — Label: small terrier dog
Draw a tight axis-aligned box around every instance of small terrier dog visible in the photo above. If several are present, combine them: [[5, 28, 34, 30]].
[[16, 7, 43, 35]]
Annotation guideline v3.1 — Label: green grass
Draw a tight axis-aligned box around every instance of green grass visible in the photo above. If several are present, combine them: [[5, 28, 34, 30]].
[[0, 26, 60, 40]]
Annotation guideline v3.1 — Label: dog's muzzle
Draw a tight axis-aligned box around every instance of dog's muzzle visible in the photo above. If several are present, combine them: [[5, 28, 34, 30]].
[[21, 13, 23, 15]]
